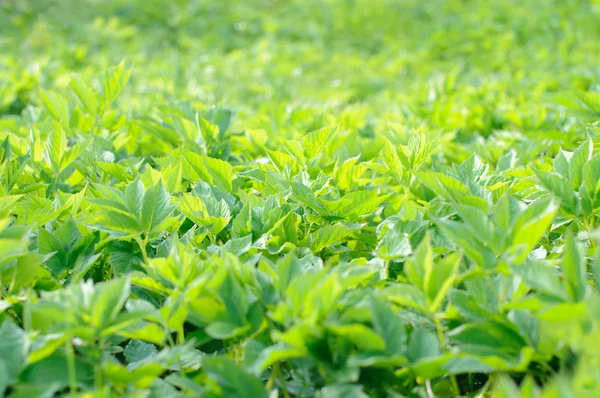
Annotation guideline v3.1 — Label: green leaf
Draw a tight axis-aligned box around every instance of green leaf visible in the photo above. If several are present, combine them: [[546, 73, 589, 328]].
[[553, 150, 571, 179], [141, 181, 176, 236], [407, 325, 441, 363], [326, 323, 386, 352], [369, 296, 406, 356], [376, 225, 412, 260], [513, 261, 566, 300], [379, 139, 403, 179], [448, 320, 528, 355], [84, 210, 143, 238], [100, 61, 131, 106], [561, 233, 587, 302], [497, 149, 518, 171], [534, 169, 579, 215], [203, 357, 268, 398], [28, 334, 68, 365], [91, 278, 131, 329], [249, 343, 305, 374], [44, 124, 67, 173], [40, 90, 69, 122], [0, 321, 26, 385], [403, 233, 431, 290], [583, 153, 600, 199], [179, 151, 234, 192], [436, 219, 496, 269], [120, 178, 144, 218], [426, 253, 459, 312], [70, 74, 98, 115], [20, 351, 94, 391], [290, 181, 328, 215], [124, 340, 158, 364], [454, 203, 498, 250], [197, 115, 219, 144], [0, 360, 7, 397], [509, 197, 558, 263], [569, 139, 592, 189], [302, 224, 351, 253], [319, 384, 369, 398], [302, 126, 334, 161]]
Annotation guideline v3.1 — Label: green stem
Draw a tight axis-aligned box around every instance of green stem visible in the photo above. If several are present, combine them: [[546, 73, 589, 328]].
[[1, 288, 22, 326], [474, 379, 491, 398], [279, 365, 290, 398], [6, 308, 22, 325], [177, 326, 185, 345], [266, 362, 278, 391], [264, 362, 289, 397], [136, 236, 149, 262], [164, 321, 187, 377], [434, 315, 460, 396], [384, 260, 390, 280], [433, 316, 446, 349], [94, 337, 105, 390], [450, 372, 461, 393], [477, 376, 493, 398], [425, 379, 436, 398], [66, 337, 78, 394]]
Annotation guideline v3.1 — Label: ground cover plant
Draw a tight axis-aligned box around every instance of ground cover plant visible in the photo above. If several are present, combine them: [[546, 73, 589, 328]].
[[1, 0, 600, 396]]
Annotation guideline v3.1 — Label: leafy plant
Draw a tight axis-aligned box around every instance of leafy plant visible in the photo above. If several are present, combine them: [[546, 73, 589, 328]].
[[1, 0, 600, 396]]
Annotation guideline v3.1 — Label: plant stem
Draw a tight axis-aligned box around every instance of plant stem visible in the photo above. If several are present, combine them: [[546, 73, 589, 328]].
[[164, 321, 187, 377], [94, 337, 105, 390], [425, 379, 436, 398], [384, 260, 390, 280], [434, 315, 460, 396], [266, 362, 279, 391], [474, 379, 491, 398], [279, 365, 290, 398], [137, 236, 149, 262], [66, 337, 78, 394], [177, 325, 185, 345]]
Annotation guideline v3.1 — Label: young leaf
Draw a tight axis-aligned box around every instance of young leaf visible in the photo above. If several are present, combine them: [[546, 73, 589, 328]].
[[561, 233, 587, 302], [40, 90, 70, 122], [70, 74, 98, 115], [44, 124, 66, 173], [568, 139, 592, 189], [141, 181, 176, 236]]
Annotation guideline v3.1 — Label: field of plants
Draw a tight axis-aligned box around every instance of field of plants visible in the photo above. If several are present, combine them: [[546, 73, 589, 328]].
[[1, 0, 600, 396]]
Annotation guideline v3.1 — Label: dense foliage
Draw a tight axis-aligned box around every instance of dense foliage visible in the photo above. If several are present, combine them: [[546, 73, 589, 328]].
[[2, 0, 600, 396]]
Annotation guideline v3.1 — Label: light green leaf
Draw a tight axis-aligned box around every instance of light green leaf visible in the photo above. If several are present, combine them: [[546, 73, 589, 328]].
[[70, 74, 98, 115], [40, 90, 69, 122], [534, 169, 579, 215], [44, 124, 66, 173], [91, 277, 131, 329], [100, 61, 131, 106], [141, 181, 176, 235], [326, 323, 386, 352], [561, 233, 587, 302], [302, 224, 351, 253], [302, 125, 333, 161], [379, 139, 403, 179], [509, 197, 558, 263], [569, 139, 592, 189]]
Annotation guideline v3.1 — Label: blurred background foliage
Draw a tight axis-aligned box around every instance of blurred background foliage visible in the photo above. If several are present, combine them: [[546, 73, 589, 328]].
[[1, 0, 599, 156]]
